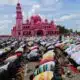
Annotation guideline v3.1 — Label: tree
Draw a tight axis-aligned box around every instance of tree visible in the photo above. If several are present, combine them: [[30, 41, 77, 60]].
[[57, 25, 70, 35]]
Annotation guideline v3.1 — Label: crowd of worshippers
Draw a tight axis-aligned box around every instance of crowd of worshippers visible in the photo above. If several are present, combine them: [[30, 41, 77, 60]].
[[28, 36, 80, 80], [27, 40, 70, 80], [0, 35, 80, 80], [0, 38, 63, 80], [0, 39, 25, 80]]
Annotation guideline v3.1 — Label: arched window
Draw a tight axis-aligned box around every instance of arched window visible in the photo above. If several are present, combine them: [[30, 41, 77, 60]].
[[18, 32, 20, 35], [23, 32, 25, 35], [29, 31, 31, 35]]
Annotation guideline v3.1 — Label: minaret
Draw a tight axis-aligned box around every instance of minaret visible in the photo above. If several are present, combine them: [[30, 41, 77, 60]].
[[16, 0, 23, 30]]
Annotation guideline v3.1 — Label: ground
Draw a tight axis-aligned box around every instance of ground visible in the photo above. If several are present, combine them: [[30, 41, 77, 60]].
[[24, 62, 39, 80]]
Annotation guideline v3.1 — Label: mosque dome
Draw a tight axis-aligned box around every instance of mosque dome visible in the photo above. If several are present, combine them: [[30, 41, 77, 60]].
[[31, 15, 41, 24]]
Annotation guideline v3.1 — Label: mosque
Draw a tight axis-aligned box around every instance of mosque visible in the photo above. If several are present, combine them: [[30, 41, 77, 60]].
[[11, 2, 59, 39]]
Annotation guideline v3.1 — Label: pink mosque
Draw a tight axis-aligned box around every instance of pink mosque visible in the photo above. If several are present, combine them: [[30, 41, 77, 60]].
[[11, 2, 59, 39]]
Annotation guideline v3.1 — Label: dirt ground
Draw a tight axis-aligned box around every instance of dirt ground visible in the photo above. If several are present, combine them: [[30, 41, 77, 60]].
[[24, 61, 39, 80]]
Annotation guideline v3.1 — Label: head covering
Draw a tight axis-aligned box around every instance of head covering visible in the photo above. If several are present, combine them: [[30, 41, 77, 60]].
[[43, 50, 55, 59], [40, 58, 54, 65], [34, 61, 55, 76], [15, 47, 23, 53], [33, 71, 53, 80], [4, 55, 17, 63]]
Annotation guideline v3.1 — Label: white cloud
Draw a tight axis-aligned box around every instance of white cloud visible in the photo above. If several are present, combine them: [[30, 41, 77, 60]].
[[12, 14, 16, 18], [38, 14, 46, 21], [0, 23, 12, 35], [27, 0, 62, 18], [0, 0, 18, 5], [0, 20, 12, 24], [40, 0, 60, 6], [20, 0, 38, 6], [22, 11, 28, 22], [28, 4, 40, 17], [38, 0, 62, 18], [55, 13, 80, 22], [0, 19, 13, 34], [3, 15, 9, 18], [33, 4, 40, 9]]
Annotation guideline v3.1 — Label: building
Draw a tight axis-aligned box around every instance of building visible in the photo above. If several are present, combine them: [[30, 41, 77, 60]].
[[0, 35, 11, 40], [11, 2, 59, 39]]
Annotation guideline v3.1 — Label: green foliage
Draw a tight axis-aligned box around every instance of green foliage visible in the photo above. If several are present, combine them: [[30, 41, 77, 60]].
[[57, 25, 73, 35], [76, 31, 80, 35]]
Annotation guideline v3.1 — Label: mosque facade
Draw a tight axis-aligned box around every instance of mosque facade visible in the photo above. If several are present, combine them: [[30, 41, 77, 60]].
[[11, 2, 59, 39]]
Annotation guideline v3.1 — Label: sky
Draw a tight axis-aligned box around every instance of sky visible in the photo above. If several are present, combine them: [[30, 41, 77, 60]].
[[0, 0, 80, 35]]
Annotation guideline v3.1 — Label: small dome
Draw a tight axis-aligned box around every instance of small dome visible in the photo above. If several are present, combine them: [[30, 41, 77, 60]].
[[16, 2, 21, 9], [31, 15, 41, 23], [45, 19, 48, 22], [17, 3, 20, 6], [26, 19, 29, 23], [50, 20, 54, 24], [31, 15, 41, 20]]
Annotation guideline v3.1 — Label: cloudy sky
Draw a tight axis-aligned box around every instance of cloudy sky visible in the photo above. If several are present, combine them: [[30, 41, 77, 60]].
[[0, 0, 80, 35]]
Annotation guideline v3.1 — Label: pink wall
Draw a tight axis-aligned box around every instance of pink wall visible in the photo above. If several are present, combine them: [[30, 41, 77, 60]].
[[11, 2, 59, 39]]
